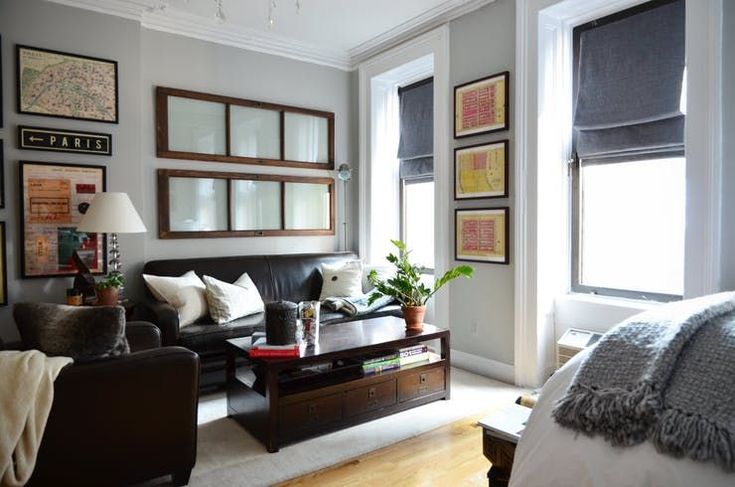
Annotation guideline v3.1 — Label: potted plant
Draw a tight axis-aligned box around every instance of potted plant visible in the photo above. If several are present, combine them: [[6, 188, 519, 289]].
[[96, 272, 124, 306], [368, 240, 474, 332]]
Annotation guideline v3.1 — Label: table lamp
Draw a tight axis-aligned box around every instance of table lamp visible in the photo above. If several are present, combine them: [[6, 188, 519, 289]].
[[76, 192, 147, 276]]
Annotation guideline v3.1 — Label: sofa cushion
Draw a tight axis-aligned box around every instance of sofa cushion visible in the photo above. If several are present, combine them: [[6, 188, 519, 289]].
[[203, 273, 265, 324], [178, 312, 265, 353]]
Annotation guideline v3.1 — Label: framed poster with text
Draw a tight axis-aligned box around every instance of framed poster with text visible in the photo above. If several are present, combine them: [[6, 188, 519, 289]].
[[454, 71, 509, 138], [17, 45, 119, 123], [20, 161, 107, 278], [455, 207, 509, 264], [455, 140, 508, 200]]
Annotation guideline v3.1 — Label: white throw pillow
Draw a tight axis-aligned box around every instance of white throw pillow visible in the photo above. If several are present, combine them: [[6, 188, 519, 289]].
[[203, 273, 265, 325], [362, 265, 395, 293], [143, 270, 208, 328], [319, 260, 363, 301]]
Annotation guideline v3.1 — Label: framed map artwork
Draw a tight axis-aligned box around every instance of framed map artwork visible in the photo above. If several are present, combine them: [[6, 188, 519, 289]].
[[20, 161, 107, 278], [455, 140, 509, 200], [17, 45, 118, 123], [454, 71, 509, 138], [455, 207, 509, 264]]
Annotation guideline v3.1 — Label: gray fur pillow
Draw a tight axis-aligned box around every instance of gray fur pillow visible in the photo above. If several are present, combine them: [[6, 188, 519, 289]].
[[14, 303, 130, 362]]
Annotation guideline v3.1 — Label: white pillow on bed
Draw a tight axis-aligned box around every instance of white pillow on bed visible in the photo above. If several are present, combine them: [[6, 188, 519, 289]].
[[319, 260, 363, 301], [203, 273, 265, 325], [143, 270, 208, 328]]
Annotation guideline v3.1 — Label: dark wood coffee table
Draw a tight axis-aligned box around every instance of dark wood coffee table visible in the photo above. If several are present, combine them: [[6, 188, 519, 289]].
[[226, 316, 450, 452]]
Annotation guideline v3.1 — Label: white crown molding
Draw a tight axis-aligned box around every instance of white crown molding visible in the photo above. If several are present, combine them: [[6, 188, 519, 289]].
[[349, 0, 496, 66], [46, 0, 494, 71]]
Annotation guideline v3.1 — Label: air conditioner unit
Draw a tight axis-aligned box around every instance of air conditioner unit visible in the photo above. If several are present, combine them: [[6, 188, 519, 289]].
[[557, 328, 603, 369]]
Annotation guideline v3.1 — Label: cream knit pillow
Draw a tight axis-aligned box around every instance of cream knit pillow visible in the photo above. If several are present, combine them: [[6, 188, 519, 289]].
[[319, 260, 363, 301], [143, 270, 208, 328], [203, 273, 265, 325]]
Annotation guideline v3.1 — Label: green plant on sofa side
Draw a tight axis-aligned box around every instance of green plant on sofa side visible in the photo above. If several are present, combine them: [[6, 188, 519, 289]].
[[367, 240, 474, 331]]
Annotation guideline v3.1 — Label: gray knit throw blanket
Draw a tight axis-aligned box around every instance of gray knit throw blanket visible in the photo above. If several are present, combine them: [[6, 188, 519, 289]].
[[552, 292, 735, 471]]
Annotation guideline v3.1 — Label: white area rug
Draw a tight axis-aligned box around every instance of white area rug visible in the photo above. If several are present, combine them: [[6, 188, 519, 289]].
[[186, 367, 520, 486]]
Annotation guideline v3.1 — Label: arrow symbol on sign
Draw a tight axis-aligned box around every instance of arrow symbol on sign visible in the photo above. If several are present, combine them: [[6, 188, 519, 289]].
[[28, 136, 44, 142]]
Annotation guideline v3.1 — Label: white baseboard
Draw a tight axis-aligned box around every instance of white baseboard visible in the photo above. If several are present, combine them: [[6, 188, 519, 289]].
[[450, 349, 515, 385]]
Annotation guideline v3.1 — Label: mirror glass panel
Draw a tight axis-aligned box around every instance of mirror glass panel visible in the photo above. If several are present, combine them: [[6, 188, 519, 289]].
[[284, 182, 330, 229], [284, 113, 328, 163], [168, 96, 226, 154], [230, 106, 281, 159], [169, 177, 228, 231], [231, 180, 281, 230]]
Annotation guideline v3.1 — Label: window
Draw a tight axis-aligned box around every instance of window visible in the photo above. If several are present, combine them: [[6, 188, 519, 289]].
[[571, 0, 685, 300], [397, 77, 434, 272]]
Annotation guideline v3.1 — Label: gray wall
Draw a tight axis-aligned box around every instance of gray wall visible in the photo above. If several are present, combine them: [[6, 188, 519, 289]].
[[0, 0, 356, 341], [722, 0, 735, 291], [448, 0, 516, 366]]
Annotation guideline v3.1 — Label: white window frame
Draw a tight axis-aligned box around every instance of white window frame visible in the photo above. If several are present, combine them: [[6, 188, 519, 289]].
[[514, 0, 723, 387], [400, 175, 435, 273]]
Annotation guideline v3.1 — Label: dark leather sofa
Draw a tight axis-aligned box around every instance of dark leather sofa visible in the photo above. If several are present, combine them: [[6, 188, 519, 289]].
[[1, 322, 200, 487], [141, 252, 401, 391]]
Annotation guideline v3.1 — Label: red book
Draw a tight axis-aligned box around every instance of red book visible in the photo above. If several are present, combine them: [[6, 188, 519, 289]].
[[248, 345, 304, 358]]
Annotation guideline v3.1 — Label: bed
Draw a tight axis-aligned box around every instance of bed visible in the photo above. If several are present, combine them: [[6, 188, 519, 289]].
[[510, 348, 734, 487]]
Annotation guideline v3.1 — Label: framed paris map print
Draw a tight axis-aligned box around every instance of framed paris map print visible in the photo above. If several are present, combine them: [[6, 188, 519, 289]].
[[20, 161, 107, 278], [455, 207, 509, 264], [454, 71, 509, 138], [455, 140, 508, 200], [17, 45, 118, 123]]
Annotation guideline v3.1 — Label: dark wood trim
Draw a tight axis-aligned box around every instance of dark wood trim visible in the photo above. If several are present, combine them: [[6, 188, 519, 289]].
[[454, 139, 510, 200], [19, 161, 108, 278], [454, 206, 510, 265], [0, 222, 7, 306], [16, 45, 119, 124], [158, 168, 335, 239], [453, 71, 510, 139], [279, 110, 285, 161], [225, 103, 232, 157], [0, 141, 4, 209], [156, 86, 335, 170]]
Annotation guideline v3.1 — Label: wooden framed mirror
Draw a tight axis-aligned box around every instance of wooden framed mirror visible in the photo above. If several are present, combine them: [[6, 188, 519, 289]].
[[156, 87, 335, 170], [158, 169, 335, 239]]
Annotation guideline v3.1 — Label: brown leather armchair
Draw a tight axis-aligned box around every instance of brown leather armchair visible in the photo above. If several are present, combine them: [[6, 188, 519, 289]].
[[4, 321, 200, 487]]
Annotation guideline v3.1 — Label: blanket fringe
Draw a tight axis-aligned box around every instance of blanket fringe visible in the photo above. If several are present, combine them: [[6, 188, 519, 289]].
[[552, 381, 660, 446], [652, 408, 734, 472]]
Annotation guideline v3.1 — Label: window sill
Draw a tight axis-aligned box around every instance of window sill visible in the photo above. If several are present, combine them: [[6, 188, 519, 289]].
[[558, 292, 664, 311]]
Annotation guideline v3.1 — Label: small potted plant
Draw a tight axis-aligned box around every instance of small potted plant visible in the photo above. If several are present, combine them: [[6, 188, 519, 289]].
[[368, 240, 474, 332], [96, 272, 124, 306]]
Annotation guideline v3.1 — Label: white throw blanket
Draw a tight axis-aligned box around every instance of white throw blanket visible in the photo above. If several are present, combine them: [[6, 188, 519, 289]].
[[0, 350, 72, 487]]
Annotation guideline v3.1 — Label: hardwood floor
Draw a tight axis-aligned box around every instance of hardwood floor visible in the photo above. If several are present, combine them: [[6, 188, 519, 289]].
[[277, 411, 496, 486]]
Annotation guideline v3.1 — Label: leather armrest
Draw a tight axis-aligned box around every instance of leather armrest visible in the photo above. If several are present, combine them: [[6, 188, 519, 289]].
[[139, 299, 180, 346], [125, 321, 161, 352], [31, 347, 200, 485]]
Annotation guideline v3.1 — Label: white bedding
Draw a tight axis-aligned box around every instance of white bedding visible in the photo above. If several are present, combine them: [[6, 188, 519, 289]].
[[510, 349, 734, 487]]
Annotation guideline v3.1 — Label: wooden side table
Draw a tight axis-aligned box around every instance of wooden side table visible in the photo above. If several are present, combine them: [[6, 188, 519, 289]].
[[479, 403, 532, 487]]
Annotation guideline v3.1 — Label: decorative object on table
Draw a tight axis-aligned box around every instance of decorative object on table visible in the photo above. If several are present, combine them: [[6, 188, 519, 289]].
[[454, 71, 509, 138], [265, 300, 298, 345], [298, 300, 320, 346], [455, 207, 510, 264], [17, 45, 118, 123], [65, 288, 83, 306], [95, 272, 124, 306], [0, 140, 5, 209], [77, 192, 147, 298], [0, 222, 7, 306], [455, 140, 509, 200], [18, 126, 112, 156], [368, 240, 473, 332], [336, 163, 352, 251], [71, 250, 97, 303], [248, 333, 304, 358], [20, 161, 106, 278]]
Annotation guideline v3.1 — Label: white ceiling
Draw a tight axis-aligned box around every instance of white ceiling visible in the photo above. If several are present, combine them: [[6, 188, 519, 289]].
[[48, 0, 495, 70]]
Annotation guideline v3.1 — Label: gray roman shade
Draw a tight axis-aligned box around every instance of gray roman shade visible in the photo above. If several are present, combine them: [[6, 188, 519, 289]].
[[573, 0, 685, 162], [397, 78, 433, 178]]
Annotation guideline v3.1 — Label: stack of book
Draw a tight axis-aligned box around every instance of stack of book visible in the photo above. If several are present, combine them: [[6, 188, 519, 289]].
[[249, 335, 304, 358], [399, 344, 429, 365], [361, 344, 431, 375]]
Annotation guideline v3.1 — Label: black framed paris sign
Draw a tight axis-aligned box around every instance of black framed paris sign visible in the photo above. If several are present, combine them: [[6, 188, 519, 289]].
[[18, 126, 112, 156]]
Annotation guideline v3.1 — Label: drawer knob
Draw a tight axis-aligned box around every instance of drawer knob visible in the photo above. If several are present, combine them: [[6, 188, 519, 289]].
[[368, 387, 376, 398], [420, 374, 428, 384], [307, 404, 317, 414]]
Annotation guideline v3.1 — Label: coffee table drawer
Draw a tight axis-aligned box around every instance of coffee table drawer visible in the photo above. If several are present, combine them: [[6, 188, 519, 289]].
[[398, 367, 445, 402], [344, 379, 397, 417], [281, 393, 343, 432]]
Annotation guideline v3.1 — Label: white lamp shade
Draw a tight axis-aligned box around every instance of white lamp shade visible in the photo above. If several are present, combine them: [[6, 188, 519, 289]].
[[76, 192, 147, 234]]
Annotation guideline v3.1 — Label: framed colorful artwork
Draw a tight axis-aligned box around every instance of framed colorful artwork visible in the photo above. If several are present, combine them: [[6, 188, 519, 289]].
[[455, 207, 509, 264], [16, 45, 119, 123], [454, 140, 509, 200], [0, 222, 7, 306], [454, 71, 509, 138], [19, 161, 107, 278]]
